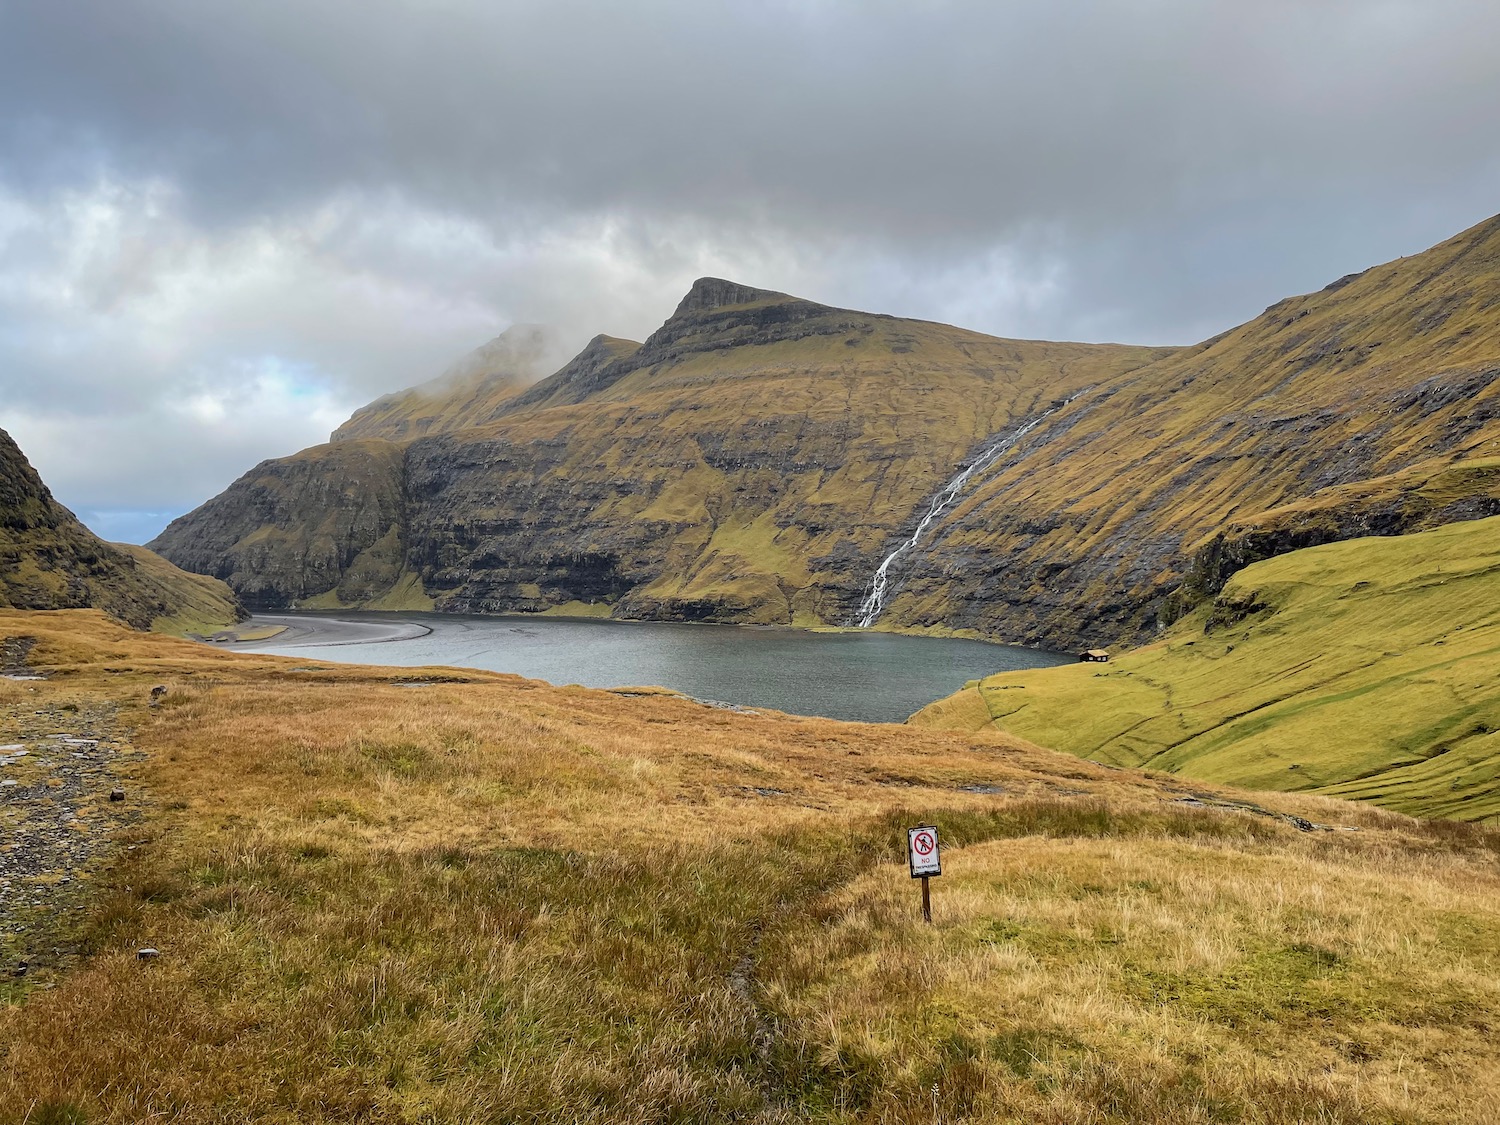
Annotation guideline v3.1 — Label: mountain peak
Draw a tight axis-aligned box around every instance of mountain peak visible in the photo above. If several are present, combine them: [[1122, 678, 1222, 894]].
[[672, 278, 790, 317], [330, 324, 589, 443]]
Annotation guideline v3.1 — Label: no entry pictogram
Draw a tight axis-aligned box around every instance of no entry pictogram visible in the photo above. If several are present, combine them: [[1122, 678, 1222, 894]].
[[907, 824, 941, 923], [907, 824, 941, 878]]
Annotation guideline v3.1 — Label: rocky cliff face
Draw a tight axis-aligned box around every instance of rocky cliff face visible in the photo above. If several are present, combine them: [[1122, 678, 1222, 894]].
[[0, 428, 242, 631], [152, 280, 1168, 626], [150, 216, 1500, 648], [149, 440, 410, 610]]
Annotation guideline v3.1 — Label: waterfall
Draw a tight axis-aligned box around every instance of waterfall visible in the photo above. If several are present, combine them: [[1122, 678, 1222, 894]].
[[854, 403, 1066, 628]]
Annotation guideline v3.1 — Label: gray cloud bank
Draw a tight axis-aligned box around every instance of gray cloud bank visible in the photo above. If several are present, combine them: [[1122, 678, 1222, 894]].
[[2, 0, 1499, 542]]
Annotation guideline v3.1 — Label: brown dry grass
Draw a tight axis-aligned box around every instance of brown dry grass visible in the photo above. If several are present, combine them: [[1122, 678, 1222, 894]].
[[1, 610, 1498, 1123]]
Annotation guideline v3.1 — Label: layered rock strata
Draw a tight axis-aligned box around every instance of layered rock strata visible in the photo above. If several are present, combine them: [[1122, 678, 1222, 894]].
[[153, 216, 1500, 647]]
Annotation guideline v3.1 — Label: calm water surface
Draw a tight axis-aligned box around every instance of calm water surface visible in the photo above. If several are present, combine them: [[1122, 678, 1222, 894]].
[[240, 611, 1072, 723]]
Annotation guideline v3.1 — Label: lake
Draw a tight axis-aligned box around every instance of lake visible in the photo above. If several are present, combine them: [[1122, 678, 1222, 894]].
[[236, 612, 1073, 723]]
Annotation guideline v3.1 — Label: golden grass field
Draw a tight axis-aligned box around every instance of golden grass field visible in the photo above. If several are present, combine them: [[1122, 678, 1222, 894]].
[[2, 609, 1498, 1124]]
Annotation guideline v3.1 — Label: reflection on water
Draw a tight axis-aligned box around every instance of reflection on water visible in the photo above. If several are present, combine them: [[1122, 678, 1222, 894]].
[[243, 612, 1073, 724]]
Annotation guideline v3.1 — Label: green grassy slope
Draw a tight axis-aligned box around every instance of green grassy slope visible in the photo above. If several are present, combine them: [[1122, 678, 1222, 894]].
[[912, 515, 1500, 821], [0, 428, 242, 633], [113, 545, 254, 634]]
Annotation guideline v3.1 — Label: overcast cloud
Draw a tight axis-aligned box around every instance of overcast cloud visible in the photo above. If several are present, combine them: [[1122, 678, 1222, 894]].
[[3, 0, 1499, 542]]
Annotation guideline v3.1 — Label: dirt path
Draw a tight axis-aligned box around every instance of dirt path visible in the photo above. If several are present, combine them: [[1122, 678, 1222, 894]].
[[1, 692, 139, 986]]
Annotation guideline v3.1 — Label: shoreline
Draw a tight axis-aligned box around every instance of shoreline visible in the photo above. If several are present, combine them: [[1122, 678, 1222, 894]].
[[225, 613, 436, 649], [222, 607, 1072, 657]]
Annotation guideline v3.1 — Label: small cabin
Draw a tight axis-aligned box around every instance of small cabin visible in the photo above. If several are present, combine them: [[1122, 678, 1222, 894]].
[[1078, 649, 1110, 663]]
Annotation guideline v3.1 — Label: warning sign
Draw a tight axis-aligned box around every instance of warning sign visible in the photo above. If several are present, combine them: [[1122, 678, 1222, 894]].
[[907, 825, 941, 878]]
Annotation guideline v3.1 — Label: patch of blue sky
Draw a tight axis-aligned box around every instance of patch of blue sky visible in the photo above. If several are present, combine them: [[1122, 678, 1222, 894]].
[[79, 509, 186, 546], [255, 354, 331, 401]]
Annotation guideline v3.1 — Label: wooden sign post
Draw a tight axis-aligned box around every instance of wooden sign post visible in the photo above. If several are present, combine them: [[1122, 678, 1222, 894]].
[[907, 824, 941, 923]]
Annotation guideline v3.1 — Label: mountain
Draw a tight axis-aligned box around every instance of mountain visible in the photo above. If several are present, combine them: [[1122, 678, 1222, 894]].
[[912, 514, 1500, 821], [331, 324, 585, 443], [0, 427, 243, 632], [150, 215, 1500, 647], [151, 279, 1168, 624], [877, 214, 1500, 644]]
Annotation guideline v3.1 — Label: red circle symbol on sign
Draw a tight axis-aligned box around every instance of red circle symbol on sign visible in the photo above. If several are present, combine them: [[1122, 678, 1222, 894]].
[[913, 831, 935, 856]]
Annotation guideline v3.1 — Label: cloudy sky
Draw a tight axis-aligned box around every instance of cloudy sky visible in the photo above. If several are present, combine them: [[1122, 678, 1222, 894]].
[[3, 0, 1499, 544]]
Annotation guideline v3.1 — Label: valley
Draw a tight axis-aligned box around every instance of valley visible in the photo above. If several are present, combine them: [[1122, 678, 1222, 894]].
[[8, 8, 1500, 1123], [117, 211, 1500, 822], [2, 215, 1500, 1121]]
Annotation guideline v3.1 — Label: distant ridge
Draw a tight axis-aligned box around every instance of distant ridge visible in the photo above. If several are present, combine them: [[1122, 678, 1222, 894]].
[[501, 334, 643, 415], [332, 324, 577, 443]]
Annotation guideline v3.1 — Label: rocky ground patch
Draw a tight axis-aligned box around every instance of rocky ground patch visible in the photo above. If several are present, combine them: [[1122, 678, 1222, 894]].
[[1, 693, 139, 990]]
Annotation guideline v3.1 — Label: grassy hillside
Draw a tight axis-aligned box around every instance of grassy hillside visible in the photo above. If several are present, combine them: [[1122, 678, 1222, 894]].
[[893, 213, 1500, 644], [145, 439, 416, 611], [112, 545, 254, 634], [1, 609, 1498, 1123], [155, 279, 1168, 622], [0, 428, 241, 633], [913, 515, 1500, 821]]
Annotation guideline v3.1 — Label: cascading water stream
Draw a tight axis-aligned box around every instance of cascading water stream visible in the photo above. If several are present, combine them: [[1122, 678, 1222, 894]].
[[854, 403, 1067, 628]]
